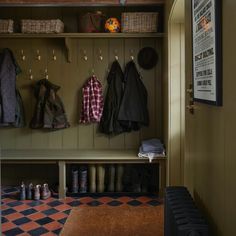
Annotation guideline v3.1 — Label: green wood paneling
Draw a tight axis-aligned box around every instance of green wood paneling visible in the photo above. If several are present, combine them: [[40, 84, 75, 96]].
[[62, 39, 79, 149], [15, 39, 33, 149], [140, 38, 157, 140], [77, 39, 94, 149], [93, 39, 110, 149], [0, 8, 163, 151]]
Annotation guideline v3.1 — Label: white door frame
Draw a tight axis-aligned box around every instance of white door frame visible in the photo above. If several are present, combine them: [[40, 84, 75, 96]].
[[167, 0, 185, 186]]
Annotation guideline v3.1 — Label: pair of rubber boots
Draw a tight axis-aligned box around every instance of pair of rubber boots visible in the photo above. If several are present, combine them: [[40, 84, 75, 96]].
[[20, 182, 51, 200], [72, 167, 87, 193]]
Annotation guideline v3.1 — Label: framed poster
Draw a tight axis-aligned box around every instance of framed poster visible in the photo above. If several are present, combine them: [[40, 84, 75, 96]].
[[191, 0, 222, 106]]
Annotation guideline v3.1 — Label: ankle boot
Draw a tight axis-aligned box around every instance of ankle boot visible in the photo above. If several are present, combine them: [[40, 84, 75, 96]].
[[20, 182, 26, 200], [79, 166, 87, 193], [72, 168, 79, 193], [34, 185, 41, 200], [89, 165, 96, 193], [41, 183, 51, 200], [26, 183, 33, 200]]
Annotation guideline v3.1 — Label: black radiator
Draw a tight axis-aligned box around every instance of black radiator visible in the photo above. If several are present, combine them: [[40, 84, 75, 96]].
[[164, 186, 209, 236]]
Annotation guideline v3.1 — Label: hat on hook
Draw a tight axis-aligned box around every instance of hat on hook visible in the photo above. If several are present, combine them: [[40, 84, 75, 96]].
[[137, 47, 158, 70]]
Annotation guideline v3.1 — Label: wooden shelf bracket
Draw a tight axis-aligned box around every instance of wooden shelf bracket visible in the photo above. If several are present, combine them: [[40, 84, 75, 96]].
[[65, 37, 72, 63]]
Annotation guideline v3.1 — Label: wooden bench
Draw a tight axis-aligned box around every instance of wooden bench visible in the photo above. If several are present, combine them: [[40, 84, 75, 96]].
[[1, 149, 166, 199]]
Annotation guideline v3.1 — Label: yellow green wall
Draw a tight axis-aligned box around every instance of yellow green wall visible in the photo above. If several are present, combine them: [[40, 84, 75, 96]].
[[166, 0, 236, 235]]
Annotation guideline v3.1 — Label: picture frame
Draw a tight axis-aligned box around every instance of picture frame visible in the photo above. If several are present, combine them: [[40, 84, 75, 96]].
[[191, 0, 222, 106]]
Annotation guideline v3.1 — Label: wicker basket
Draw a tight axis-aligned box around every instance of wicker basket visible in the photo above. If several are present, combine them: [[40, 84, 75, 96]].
[[0, 19, 14, 33], [21, 19, 64, 34], [121, 12, 158, 33]]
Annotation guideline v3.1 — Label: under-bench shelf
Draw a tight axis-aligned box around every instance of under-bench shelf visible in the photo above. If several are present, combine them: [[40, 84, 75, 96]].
[[1, 149, 166, 198]]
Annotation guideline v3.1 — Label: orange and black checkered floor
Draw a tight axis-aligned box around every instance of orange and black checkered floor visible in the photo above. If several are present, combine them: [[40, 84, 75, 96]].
[[1, 187, 162, 236]]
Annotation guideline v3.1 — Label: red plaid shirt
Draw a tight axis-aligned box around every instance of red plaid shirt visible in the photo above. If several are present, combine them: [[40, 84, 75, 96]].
[[79, 76, 103, 124]]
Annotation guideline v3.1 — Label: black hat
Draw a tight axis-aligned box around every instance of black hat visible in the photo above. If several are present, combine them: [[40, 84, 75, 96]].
[[137, 47, 158, 70]]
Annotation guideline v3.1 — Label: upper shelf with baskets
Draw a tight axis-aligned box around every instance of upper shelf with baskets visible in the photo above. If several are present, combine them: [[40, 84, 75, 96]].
[[0, 32, 165, 38], [0, 0, 165, 7], [0, 5, 165, 62]]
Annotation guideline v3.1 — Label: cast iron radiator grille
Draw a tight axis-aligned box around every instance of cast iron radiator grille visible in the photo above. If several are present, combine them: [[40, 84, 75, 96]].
[[164, 186, 209, 236]]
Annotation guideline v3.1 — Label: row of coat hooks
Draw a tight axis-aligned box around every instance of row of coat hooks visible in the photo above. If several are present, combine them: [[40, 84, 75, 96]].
[[81, 49, 135, 61], [28, 68, 49, 80], [21, 49, 57, 61], [20, 49, 135, 62]]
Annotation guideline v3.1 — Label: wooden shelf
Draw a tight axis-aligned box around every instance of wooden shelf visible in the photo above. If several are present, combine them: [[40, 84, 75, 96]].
[[0, 33, 165, 39], [0, 32, 164, 62], [0, 0, 165, 7], [1, 149, 166, 163]]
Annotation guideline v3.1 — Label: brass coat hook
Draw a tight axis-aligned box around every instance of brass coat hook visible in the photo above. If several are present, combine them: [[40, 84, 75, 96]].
[[29, 69, 33, 80], [21, 49, 26, 61], [83, 50, 88, 61], [45, 68, 49, 80], [114, 49, 118, 61], [130, 49, 134, 60], [36, 50, 41, 61], [98, 49, 103, 61], [52, 49, 57, 61], [91, 68, 95, 76]]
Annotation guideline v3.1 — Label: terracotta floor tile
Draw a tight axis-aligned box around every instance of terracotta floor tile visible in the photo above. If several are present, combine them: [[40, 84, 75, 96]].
[[49, 212, 68, 221], [20, 221, 40, 232], [63, 197, 74, 204], [18, 233, 30, 236], [136, 196, 153, 203], [28, 212, 46, 221], [43, 198, 57, 204], [54, 204, 71, 212], [14, 204, 31, 212], [78, 197, 93, 204], [34, 204, 51, 212], [2, 221, 17, 232], [117, 196, 133, 203], [5, 212, 24, 221], [2, 199, 17, 204], [43, 221, 62, 231], [41, 232, 57, 236], [1, 205, 9, 210], [98, 197, 113, 204]]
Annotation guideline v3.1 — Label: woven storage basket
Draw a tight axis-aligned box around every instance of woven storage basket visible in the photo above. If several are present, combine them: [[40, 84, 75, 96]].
[[21, 19, 64, 33], [0, 19, 14, 33], [121, 12, 158, 33]]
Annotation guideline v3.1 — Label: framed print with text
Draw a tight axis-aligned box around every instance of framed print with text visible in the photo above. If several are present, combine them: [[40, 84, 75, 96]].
[[191, 0, 222, 106]]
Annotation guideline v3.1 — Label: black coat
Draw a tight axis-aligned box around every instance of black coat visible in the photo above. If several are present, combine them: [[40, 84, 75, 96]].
[[118, 61, 149, 131], [99, 60, 124, 135]]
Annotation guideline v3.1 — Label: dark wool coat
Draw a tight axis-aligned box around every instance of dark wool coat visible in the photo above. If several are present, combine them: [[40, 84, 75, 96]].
[[30, 79, 70, 130], [0, 48, 21, 124], [118, 61, 149, 131], [99, 60, 124, 135]]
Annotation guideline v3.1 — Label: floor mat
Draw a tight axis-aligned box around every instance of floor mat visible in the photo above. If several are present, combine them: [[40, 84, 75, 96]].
[[61, 205, 164, 236]]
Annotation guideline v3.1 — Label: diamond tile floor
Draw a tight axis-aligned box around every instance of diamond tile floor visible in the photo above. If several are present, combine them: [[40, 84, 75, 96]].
[[1, 187, 163, 236]]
